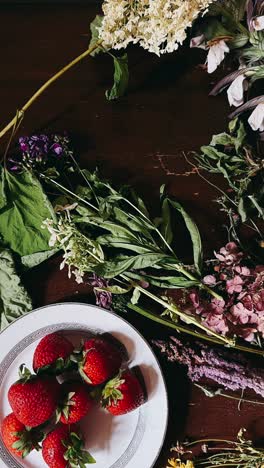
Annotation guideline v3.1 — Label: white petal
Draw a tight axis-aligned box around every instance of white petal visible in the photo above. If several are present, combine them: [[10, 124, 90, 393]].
[[248, 103, 264, 131], [251, 15, 264, 31], [227, 74, 246, 107], [190, 34, 206, 49], [207, 40, 229, 74]]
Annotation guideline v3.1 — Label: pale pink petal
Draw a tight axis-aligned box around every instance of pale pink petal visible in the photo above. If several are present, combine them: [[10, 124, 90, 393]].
[[190, 34, 207, 49], [251, 15, 264, 31]]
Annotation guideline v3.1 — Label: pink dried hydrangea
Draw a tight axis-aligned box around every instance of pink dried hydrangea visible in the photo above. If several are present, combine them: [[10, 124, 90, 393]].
[[184, 243, 264, 344]]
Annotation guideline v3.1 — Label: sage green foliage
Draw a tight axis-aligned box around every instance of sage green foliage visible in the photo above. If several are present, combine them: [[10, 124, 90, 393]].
[[0, 167, 56, 257], [89, 15, 104, 56], [0, 247, 32, 330], [51, 167, 202, 291], [197, 118, 264, 223], [106, 54, 129, 100]]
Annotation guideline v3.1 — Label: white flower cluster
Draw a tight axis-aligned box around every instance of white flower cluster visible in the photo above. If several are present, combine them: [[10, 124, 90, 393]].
[[42, 217, 104, 284], [100, 0, 214, 55]]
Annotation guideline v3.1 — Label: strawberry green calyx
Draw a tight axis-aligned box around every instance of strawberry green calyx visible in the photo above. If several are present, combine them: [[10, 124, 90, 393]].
[[12, 427, 43, 459], [63, 432, 96, 466], [56, 392, 76, 423], [18, 364, 35, 383], [71, 347, 95, 385], [36, 356, 74, 376], [101, 374, 125, 407]]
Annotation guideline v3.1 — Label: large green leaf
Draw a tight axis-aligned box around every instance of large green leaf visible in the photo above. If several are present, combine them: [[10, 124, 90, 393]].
[[0, 248, 32, 330], [106, 54, 129, 101], [0, 168, 56, 256]]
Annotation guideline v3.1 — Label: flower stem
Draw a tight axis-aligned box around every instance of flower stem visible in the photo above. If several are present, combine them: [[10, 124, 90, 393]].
[[123, 275, 234, 345], [0, 40, 102, 140], [173, 263, 223, 300]]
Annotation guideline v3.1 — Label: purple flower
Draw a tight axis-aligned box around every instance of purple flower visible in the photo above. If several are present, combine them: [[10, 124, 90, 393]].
[[51, 142, 63, 156], [8, 133, 73, 172], [89, 273, 112, 310], [214, 242, 243, 265], [153, 336, 264, 397], [203, 275, 216, 285], [226, 275, 244, 294], [229, 302, 256, 325]]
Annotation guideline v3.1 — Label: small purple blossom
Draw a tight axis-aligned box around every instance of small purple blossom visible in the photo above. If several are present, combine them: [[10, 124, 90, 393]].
[[226, 275, 244, 294], [8, 133, 73, 172], [153, 336, 264, 397], [89, 273, 112, 310], [214, 242, 243, 265], [203, 275, 216, 285]]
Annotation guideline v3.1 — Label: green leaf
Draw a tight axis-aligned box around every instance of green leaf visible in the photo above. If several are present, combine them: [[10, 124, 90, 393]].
[[230, 33, 249, 49], [21, 248, 59, 269], [105, 54, 129, 101], [125, 271, 199, 289], [0, 247, 32, 330], [89, 15, 104, 56], [168, 200, 203, 274], [234, 120, 247, 151], [131, 288, 141, 305], [95, 253, 167, 278], [238, 197, 247, 222], [160, 198, 173, 245], [97, 235, 153, 254], [210, 132, 234, 147], [0, 168, 56, 256], [95, 285, 132, 294], [200, 146, 228, 160]]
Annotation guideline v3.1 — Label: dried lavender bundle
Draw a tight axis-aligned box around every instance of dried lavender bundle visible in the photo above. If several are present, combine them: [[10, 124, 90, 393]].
[[153, 337, 264, 397]]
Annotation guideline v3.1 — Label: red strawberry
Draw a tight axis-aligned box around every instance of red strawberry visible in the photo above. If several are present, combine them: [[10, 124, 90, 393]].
[[1, 413, 43, 458], [56, 382, 94, 424], [8, 365, 60, 427], [33, 333, 74, 373], [42, 425, 95, 467], [101, 370, 145, 415], [77, 337, 122, 386]]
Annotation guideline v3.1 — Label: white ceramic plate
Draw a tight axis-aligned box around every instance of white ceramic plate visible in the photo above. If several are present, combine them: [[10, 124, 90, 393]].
[[0, 303, 168, 468]]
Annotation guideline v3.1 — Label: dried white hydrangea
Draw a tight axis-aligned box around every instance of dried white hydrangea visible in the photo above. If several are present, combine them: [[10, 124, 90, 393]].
[[100, 0, 214, 55], [42, 216, 104, 283]]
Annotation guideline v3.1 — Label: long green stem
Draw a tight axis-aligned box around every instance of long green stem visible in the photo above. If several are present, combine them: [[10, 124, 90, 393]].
[[41, 175, 99, 212], [128, 302, 264, 356], [0, 40, 102, 140], [123, 274, 234, 345]]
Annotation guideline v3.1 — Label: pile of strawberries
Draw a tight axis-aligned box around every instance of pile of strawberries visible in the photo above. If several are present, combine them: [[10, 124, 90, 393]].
[[1, 332, 145, 467]]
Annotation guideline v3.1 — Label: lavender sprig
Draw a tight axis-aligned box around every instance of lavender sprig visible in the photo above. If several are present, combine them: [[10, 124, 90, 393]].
[[154, 336, 264, 397]]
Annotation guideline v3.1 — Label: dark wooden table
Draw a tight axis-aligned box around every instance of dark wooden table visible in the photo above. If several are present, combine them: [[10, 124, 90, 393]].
[[0, 4, 263, 467]]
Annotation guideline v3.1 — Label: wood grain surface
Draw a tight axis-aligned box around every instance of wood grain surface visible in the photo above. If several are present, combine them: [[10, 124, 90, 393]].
[[0, 4, 263, 467]]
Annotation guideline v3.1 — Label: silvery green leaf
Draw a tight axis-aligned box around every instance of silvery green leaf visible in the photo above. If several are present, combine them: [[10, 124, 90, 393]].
[[0, 248, 32, 330], [21, 248, 59, 269]]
